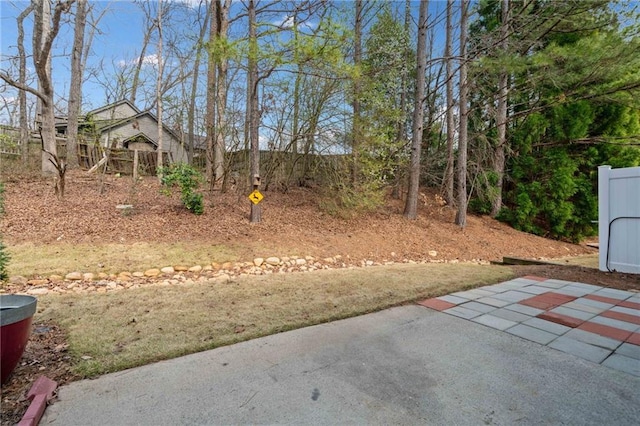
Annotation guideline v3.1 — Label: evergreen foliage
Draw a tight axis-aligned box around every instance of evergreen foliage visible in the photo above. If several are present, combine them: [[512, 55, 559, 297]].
[[469, 0, 640, 241], [159, 163, 205, 215]]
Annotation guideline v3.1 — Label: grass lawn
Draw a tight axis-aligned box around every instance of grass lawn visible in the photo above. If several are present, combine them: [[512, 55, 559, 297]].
[[7, 242, 242, 276], [34, 262, 513, 377]]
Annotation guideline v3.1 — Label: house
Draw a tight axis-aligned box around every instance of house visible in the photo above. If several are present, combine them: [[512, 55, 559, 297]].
[[55, 100, 188, 164]]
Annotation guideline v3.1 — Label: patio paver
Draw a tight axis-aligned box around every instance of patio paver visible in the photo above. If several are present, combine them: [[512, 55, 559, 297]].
[[417, 276, 640, 377]]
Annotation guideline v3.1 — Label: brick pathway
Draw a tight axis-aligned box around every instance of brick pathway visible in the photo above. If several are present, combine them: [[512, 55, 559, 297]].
[[418, 276, 640, 377]]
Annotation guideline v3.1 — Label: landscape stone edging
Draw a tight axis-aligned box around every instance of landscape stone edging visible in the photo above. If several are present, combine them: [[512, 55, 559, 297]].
[[1, 255, 491, 296]]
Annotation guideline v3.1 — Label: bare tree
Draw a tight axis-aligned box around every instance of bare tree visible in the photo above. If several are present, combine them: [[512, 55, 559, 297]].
[[17, 3, 35, 164], [404, 0, 429, 219], [187, 5, 210, 164], [156, 0, 164, 179], [0, 0, 74, 180], [444, 0, 455, 206], [455, 0, 469, 227], [130, 1, 156, 106], [248, 0, 260, 222], [205, 0, 232, 189], [66, 0, 87, 169]]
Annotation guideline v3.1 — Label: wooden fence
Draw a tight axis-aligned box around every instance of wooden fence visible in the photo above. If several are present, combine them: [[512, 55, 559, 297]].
[[57, 140, 172, 175], [0, 126, 21, 156]]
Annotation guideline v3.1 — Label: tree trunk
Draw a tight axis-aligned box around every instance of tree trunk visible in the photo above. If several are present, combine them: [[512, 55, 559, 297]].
[[213, 0, 231, 189], [34, 0, 71, 177], [455, 0, 469, 227], [205, 0, 218, 188], [248, 0, 261, 223], [403, 0, 429, 219], [491, 0, 510, 218], [187, 6, 209, 165], [34, 0, 55, 176], [352, 0, 362, 186], [17, 4, 33, 165], [156, 0, 164, 180], [67, 0, 87, 170], [444, 0, 455, 207], [130, 6, 154, 106]]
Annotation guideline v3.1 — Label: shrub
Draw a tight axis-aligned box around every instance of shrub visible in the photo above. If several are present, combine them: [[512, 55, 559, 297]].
[[158, 163, 205, 215]]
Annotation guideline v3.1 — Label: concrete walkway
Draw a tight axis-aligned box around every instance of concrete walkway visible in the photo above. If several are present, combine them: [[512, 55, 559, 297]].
[[41, 277, 640, 425], [419, 276, 640, 376]]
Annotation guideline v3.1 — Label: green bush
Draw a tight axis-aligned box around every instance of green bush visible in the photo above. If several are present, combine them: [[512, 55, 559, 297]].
[[319, 182, 385, 220], [158, 163, 205, 215]]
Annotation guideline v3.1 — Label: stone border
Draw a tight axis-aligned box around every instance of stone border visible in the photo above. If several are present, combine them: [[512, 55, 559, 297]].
[[1, 255, 490, 296]]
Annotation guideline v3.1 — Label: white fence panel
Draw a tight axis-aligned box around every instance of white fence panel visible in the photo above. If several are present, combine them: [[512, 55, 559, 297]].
[[599, 165, 640, 273]]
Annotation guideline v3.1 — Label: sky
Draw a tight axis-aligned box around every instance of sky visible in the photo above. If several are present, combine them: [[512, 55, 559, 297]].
[[0, 0, 450, 126]]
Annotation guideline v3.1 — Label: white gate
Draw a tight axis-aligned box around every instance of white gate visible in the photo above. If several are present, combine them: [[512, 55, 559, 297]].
[[598, 165, 640, 273]]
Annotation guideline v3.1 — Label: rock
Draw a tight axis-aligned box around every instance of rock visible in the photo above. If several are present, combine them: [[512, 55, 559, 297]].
[[98, 273, 109, 279], [65, 272, 83, 281], [174, 265, 189, 272], [118, 275, 132, 282], [188, 265, 203, 273], [365, 260, 374, 266], [119, 272, 133, 277], [253, 257, 264, 267], [66, 282, 77, 289], [214, 274, 231, 284], [9, 276, 28, 285], [221, 262, 233, 270], [295, 258, 307, 265], [428, 250, 438, 257], [305, 255, 315, 261], [27, 288, 49, 295], [161, 266, 175, 274], [49, 275, 64, 282], [27, 279, 49, 286], [106, 282, 118, 289], [323, 257, 335, 264], [132, 272, 145, 278], [83, 273, 95, 281], [144, 268, 161, 277], [266, 257, 280, 266]]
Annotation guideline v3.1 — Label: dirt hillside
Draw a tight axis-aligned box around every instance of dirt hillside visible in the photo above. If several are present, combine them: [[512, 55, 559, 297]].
[[1, 170, 593, 264]]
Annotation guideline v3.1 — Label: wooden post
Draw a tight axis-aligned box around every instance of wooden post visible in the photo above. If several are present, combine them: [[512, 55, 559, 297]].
[[133, 149, 139, 181]]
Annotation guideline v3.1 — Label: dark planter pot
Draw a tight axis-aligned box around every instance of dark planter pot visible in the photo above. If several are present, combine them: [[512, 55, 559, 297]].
[[1, 294, 37, 384]]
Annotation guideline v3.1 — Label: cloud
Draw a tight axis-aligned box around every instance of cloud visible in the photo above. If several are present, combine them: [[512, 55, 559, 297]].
[[272, 15, 317, 30], [118, 54, 159, 68]]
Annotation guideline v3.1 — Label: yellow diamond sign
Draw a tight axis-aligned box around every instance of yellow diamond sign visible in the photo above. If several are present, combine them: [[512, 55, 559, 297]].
[[248, 190, 264, 205]]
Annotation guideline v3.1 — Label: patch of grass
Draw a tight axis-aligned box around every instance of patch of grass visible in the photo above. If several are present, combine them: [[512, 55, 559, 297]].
[[7, 242, 241, 276], [555, 255, 598, 268], [34, 263, 514, 377]]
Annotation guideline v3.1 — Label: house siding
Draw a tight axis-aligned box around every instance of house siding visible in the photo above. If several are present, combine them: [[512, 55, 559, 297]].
[[92, 102, 138, 121], [99, 115, 187, 162]]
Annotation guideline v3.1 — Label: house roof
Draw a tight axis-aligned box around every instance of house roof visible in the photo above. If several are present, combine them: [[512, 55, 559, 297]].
[[94, 110, 182, 143], [123, 132, 158, 148], [86, 99, 141, 117]]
